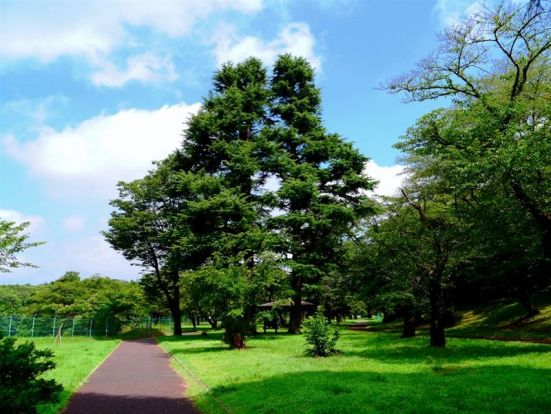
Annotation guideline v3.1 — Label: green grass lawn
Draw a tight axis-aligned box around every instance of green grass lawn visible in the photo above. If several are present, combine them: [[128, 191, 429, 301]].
[[21, 336, 120, 414], [159, 329, 551, 414], [448, 298, 551, 340]]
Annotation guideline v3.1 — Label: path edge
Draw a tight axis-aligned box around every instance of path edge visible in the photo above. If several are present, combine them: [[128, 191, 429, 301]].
[[59, 339, 123, 414], [156, 337, 231, 414]]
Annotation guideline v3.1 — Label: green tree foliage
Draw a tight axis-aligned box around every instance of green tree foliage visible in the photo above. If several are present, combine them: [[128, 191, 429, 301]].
[[179, 58, 275, 335], [0, 285, 38, 315], [265, 55, 376, 332], [221, 310, 248, 349], [104, 156, 195, 335], [24, 272, 149, 333], [0, 220, 43, 273], [350, 182, 470, 347], [0, 336, 62, 414], [382, 0, 551, 324], [387, 0, 551, 271], [106, 56, 376, 342]]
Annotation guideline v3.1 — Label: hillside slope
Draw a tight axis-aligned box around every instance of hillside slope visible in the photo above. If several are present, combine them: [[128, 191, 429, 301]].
[[448, 297, 551, 341]]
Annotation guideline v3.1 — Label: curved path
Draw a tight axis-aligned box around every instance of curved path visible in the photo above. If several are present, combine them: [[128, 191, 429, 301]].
[[64, 338, 200, 414]]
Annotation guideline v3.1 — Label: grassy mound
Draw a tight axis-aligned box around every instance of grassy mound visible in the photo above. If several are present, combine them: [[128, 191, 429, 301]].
[[449, 296, 551, 340]]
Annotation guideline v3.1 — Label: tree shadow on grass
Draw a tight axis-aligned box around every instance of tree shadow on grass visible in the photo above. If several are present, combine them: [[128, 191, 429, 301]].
[[157, 331, 289, 355], [196, 366, 551, 414], [341, 337, 551, 363], [168, 345, 230, 356], [37, 388, 73, 414]]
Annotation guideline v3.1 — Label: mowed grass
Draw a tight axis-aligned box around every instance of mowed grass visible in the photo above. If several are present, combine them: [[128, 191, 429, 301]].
[[448, 299, 551, 340], [159, 329, 551, 414], [19, 336, 120, 414]]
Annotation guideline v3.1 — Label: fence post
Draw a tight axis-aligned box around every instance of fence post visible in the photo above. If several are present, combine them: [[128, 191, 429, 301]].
[[105, 317, 108, 337], [52, 315, 56, 337], [31, 315, 36, 338], [72, 317, 76, 336], [89, 318, 93, 337], [8, 316, 13, 337]]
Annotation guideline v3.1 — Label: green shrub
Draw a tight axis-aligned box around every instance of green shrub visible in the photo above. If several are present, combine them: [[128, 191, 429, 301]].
[[0, 336, 62, 414], [221, 311, 247, 349], [303, 314, 339, 357]]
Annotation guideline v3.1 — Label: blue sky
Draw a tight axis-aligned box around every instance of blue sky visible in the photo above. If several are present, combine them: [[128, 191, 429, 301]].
[[0, 0, 478, 284]]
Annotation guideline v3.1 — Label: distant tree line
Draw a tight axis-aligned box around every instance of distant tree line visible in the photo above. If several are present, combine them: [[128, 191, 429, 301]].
[[0, 272, 151, 329]]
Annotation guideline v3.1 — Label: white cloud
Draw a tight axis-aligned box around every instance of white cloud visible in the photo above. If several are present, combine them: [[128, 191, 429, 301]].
[[90, 52, 178, 87], [63, 215, 86, 231], [434, 0, 530, 27], [433, 0, 483, 27], [2, 95, 70, 127], [0, 209, 45, 233], [214, 22, 321, 70], [0, 235, 138, 284], [364, 160, 405, 197], [0, 0, 263, 86], [0, 0, 263, 61], [3, 103, 201, 197], [61, 235, 137, 278]]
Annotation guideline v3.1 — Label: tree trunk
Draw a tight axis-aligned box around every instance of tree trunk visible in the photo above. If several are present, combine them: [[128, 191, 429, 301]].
[[401, 309, 416, 338], [429, 275, 446, 347], [509, 178, 551, 266], [188, 312, 197, 329], [206, 316, 218, 329], [517, 290, 540, 318], [232, 333, 245, 349], [171, 304, 183, 336], [383, 312, 397, 323], [169, 275, 183, 336], [288, 275, 303, 334]]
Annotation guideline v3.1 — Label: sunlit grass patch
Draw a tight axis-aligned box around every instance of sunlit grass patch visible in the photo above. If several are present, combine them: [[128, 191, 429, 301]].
[[17, 336, 120, 414], [160, 329, 551, 414]]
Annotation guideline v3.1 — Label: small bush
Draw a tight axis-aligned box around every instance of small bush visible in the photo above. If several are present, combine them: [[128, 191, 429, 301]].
[[0, 336, 62, 414], [303, 314, 339, 357], [221, 311, 247, 349]]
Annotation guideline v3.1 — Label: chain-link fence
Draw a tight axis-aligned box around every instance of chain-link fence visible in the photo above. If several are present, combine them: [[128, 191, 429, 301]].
[[0, 315, 182, 338]]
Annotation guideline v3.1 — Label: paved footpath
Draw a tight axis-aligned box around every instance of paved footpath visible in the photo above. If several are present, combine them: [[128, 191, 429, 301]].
[[64, 338, 200, 414]]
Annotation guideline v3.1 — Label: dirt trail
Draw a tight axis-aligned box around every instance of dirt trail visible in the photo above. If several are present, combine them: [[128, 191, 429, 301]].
[[64, 338, 200, 414]]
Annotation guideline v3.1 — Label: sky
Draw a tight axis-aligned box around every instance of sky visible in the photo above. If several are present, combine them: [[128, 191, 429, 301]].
[[0, 0, 481, 284]]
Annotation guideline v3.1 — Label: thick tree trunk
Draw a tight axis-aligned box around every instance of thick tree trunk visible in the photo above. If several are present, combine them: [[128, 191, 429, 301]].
[[188, 312, 197, 329], [206, 316, 218, 329], [429, 275, 446, 347], [383, 312, 397, 323], [517, 290, 541, 318], [288, 275, 302, 334], [232, 333, 246, 349], [401, 309, 416, 338], [543, 230, 551, 277], [242, 250, 258, 335], [171, 304, 183, 336]]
